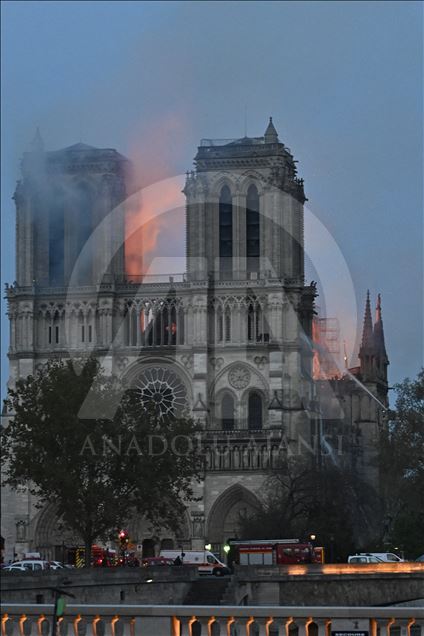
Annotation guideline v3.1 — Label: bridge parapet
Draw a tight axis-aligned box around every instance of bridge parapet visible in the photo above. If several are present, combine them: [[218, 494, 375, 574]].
[[1, 604, 423, 636]]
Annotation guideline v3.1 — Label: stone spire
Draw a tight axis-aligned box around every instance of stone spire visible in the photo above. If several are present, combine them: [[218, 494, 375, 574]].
[[360, 290, 373, 349], [358, 290, 374, 379], [30, 127, 44, 153], [264, 117, 279, 144], [373, 293, 388, 358]]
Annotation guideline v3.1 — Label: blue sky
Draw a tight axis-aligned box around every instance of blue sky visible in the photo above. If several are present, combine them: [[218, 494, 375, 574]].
[[1, 0, 423, 398]]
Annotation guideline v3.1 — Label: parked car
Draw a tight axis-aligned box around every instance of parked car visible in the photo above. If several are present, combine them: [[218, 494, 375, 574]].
[[2, 563, 29, 573], [141, 556, 175, 567], [49, 561, 64, 570], [415, 554, 424, 562], [359, 552, 404, 563], [348, 554, 383, 564], [11, 560, 50, 571]]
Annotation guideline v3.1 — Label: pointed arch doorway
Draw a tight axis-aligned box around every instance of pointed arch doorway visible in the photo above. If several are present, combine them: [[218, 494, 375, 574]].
[[206, 484, 262, 550]]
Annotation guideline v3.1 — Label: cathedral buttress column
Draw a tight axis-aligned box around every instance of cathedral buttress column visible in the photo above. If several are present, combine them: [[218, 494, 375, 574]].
[[281, 191, 293, 278], [198, 197, 207, 280], [233, 191, 245, 280], [261, 187, 279, 278], [15, 184, 34, 287]]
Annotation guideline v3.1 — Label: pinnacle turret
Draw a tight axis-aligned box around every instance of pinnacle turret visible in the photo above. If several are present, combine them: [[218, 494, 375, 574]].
[[373, 293, 388, 359], [264, 117, 279, 144], [360, 290, 373, 350]]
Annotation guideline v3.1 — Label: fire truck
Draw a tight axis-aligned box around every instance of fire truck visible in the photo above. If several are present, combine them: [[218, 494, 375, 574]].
[[72, 545, 117, 567], [229, 539, 324, 565]]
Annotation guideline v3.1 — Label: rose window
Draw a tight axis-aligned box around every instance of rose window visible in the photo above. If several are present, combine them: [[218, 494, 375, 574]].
[[135, 367, 188, 416]]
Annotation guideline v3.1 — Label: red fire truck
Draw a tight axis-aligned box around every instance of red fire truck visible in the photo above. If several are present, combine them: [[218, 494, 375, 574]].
[[229, 539, 324, 565], [72, 545, 117, 567]]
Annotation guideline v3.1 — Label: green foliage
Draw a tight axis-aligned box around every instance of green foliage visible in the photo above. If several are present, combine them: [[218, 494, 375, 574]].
[[379, 368, 424, 558], [2, 358, 202, 563]]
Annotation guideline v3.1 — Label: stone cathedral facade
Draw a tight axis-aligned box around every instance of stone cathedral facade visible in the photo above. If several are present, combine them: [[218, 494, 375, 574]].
[[2, 120, 389, 562]]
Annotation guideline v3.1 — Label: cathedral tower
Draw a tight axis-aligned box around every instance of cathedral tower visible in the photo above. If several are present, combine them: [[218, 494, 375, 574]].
[[185, 118, 306, 283], [15, 136, 129, 289]]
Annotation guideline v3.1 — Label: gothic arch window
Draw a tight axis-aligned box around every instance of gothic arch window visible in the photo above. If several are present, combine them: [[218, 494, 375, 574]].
[[130, 308, 138, 346], [78, 312, 85, 343], [48, 310, 60, 346], [165, 303, 177, 345], [142, 305, 154, 346], [224, 307, 231, 342], [49, 190, 65, 286], [247, 300, 264, 342], [221, 393, 235, 431], [219, 186, 233, 275], [217, 306, 224, 343], [87, 312, 93, 344], [246, 184, 260, 272], [177, 306, 185, 345], [159, 302, 168, 345], [248, 391, 263, 430], [248, 303, 254, 342], [123, 308, 129, 345]]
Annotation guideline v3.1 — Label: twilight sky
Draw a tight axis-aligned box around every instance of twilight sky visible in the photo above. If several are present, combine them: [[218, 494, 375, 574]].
[[1, 0, 423, 399]]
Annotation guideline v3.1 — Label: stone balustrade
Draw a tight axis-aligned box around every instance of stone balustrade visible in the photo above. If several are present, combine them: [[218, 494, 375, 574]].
[[1, 604, 423, 636]]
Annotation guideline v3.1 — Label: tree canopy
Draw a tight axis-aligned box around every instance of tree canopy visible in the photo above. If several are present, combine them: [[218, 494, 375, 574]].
[[237, 457, 378, 561], [2, 358, 202, 564], [379, 368, 424, 558]]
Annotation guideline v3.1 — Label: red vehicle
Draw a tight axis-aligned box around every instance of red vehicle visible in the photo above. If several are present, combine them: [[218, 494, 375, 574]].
[[230, 539, 325, 565], [72, 545, 117, 567]]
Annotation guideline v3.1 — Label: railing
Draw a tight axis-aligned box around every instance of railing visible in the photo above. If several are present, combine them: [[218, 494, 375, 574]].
[[6, 274, 304, 296], [1, 604, 423, 636], [200, 138, 239, 146]]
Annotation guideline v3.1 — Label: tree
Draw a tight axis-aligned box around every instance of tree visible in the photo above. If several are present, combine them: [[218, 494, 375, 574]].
[[379, 368, 424, 558], [2, 358, 202, 565], [237, 457, 379, 561]]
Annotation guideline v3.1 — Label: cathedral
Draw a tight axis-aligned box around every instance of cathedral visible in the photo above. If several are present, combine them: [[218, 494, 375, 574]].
[[2, 119, 389, 562]]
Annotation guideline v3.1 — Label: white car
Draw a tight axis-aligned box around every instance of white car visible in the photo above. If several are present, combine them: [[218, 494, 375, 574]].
[[10, 560, 50, 571], [3, 563, 29, 572], [359, 552, 404, 563], [348, 554, 383, 564], [49, 561, 65, 570]]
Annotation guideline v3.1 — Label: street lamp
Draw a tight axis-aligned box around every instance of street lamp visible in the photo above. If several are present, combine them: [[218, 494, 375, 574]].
[[205, 543, 212, 551], [223, 544, 230, 554], [309, 534, 316, 542]]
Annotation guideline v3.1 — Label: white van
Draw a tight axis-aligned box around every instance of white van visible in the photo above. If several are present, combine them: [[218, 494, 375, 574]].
[[11, 560, 50, 572], [359, 552, 404, 562], [160, 550, 229, 576]]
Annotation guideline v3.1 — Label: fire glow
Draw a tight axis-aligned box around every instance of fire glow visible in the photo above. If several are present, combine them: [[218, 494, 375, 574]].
[[124, 176, 185, 279], [285, 563, 424, 576]]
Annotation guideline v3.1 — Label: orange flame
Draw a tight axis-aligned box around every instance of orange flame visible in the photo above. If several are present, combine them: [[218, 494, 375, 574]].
[[125, 177, 185, 278], [124, 112, 189, 278]]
